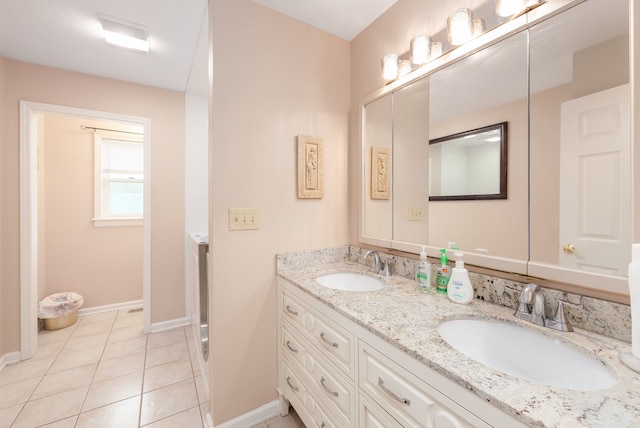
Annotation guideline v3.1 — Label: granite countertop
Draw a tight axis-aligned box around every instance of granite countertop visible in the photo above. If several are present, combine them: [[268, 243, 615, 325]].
[[277, 260, 640, 428]]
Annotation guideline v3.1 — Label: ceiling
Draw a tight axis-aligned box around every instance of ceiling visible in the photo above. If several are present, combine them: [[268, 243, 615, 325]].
[[0, 0, 395, 93]]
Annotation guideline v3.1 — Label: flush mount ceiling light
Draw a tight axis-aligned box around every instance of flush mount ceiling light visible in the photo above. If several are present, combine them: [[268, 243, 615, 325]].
[[99, 13, 149, 53]]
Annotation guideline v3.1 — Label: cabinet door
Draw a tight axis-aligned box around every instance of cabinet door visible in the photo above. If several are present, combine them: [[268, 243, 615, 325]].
[[360, 393, 403, 428]]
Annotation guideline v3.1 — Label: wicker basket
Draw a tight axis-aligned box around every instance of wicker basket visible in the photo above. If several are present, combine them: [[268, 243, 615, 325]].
[[43, 309, 78, 330]]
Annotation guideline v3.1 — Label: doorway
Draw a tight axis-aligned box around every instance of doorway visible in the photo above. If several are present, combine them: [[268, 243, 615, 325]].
[[19, 101, 151, 359]]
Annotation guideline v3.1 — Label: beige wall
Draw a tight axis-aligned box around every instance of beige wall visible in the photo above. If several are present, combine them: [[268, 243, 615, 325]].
[[40, 114, 143, 306], [210, 0, 350, 423], [0, 55, 5, 355], [1, 59, 185, 354]]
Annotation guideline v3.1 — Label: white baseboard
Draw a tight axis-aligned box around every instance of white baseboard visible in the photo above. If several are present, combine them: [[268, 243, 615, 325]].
[[204, 412, 214, 428], [0, 352, 21, 370], [78, 300, 143, 316], [150, 316, 191, 333], [215, 400, 280, 428]]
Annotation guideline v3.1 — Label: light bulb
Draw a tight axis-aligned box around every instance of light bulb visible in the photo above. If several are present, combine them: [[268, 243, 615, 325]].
[[447, 9, 474, 46], [381, 54, 399, 80], [410, 34, 431, 65]]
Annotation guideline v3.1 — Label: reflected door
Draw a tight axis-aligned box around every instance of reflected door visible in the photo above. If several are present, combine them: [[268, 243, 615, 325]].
[[559, 84, 630, 274]]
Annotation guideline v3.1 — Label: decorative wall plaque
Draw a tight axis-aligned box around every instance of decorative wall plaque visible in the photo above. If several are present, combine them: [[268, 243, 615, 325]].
[[371, 146, 391, 200], [297, 135, 324, 199]]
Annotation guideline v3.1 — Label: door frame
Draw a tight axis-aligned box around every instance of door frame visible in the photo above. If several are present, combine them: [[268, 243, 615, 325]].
[[19, 101, 151, 359]]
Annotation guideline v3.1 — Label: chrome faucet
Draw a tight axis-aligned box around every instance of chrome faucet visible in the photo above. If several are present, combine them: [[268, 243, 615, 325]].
[[362, 250, 391, 276], [515, 283, 584, 331], [514, 283, 546, 326]]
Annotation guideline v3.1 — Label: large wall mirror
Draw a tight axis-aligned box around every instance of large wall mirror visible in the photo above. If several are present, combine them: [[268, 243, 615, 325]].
[[361, 0, 633, 297]]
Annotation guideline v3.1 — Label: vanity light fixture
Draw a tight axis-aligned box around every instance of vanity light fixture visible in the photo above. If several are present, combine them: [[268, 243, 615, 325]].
[[447, 8, 475, 46], [473, 18, 486, 37], [430, 42, 443, 59], [399, 59, 413, 77], [382, 54, 399, 80], [495, 0, 541, 17], [99, 13, 150, 53], [410, 34, 432, 65]]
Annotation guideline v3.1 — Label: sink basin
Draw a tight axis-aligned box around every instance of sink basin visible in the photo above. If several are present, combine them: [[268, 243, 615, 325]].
[[315, 272, 384, 292], [438, 318, 616, 391]]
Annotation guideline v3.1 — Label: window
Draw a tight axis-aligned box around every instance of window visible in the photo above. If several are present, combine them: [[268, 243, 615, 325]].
[[94, 131, 144, 226]]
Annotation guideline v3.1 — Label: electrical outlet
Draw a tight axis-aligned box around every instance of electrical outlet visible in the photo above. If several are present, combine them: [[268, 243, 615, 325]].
[[229, 208, 260, 231], [408, 206, 424, 221]]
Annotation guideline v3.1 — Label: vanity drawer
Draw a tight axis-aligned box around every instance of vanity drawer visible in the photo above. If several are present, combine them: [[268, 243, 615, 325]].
[[282, 321, 355, 426], [359, 341, 485, 428], [280, 360, 340, 428], [282, 291, 355, 377], [359, 393, 403, 428]]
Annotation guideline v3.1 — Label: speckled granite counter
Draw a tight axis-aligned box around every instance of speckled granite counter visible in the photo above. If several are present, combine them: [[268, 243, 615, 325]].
[[277, 248, 640, 427]]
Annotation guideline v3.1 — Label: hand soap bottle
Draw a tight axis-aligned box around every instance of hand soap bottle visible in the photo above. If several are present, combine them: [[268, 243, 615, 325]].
[[415, 246, 432, 292], [447, 252, 474, 304], [435, 248, 451, 294]]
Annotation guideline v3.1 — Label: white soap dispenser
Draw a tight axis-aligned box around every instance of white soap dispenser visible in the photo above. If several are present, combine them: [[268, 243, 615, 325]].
[[447, 252, 474, 304], [415, 246, 432, 292]]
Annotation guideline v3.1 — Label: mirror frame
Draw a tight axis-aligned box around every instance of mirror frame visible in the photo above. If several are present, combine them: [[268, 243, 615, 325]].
[[429, 121, 508, 201]]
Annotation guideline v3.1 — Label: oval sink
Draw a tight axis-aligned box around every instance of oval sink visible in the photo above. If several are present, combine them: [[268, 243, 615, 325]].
[[315, 272, 384, 292], [438, 318, 616, 391]]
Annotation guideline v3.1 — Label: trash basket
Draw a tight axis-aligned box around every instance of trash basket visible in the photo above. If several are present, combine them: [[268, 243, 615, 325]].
[[38, 292, 84, 330]]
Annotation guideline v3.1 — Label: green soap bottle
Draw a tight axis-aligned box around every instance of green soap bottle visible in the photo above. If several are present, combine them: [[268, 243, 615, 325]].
[[435, 248, 451, 293]]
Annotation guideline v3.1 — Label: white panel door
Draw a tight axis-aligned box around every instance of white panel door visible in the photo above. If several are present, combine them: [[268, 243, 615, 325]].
[[559, 84, 630, 275]]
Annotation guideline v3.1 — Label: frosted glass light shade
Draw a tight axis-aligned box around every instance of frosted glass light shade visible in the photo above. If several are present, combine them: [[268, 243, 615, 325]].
[[473, 18, 486, 37], [447, 9, 474, 46], [410, 34, 431, 65], [399, 60, 413, 77], [495, 0, 526, 17], [430, 42, 443, 59], [381, 54, 399, 80]]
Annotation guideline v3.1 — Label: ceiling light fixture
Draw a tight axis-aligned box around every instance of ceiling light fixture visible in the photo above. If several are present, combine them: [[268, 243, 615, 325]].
[[99, 13, 149, 53]]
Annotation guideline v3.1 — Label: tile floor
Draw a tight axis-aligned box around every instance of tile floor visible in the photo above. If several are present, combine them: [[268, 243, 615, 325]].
[[0, 308, 305, 428]]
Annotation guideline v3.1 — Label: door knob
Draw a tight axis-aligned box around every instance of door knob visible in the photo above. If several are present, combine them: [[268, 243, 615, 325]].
[[563, 244, 576, 254]]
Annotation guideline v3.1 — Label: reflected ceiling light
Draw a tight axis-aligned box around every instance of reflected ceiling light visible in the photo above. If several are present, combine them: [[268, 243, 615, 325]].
[[382, 54, 399, 80], [447, 9, 474, 46], [399, 59, 413, 77], [495, 0, 530, 17], [410, 34, 431, 65], [430, 42, 443, 59], [99, 13, 149, 53], [473, 18, 486, 37]]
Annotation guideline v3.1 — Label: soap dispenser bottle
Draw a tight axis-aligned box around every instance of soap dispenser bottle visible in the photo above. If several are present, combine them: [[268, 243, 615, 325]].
[[415, 246, 432, 292], [447, 252, 474, 304], [435, 248, 451, 294]]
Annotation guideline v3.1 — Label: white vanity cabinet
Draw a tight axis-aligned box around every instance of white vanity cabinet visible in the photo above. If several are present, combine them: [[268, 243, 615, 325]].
[[277, 277, 527, 427]]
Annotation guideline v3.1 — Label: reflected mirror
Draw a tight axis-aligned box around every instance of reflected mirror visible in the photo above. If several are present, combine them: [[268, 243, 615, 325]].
[[429, 122, 507, 201], [529, 0, 630, 291]]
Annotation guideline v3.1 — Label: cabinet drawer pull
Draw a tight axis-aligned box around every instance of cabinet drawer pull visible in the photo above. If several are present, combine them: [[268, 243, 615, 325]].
[[286, 376, 299, 392], [285, 340, 299, 354], [285, 305, 299, 316], [320, 331, 338, 348], [320, 376, 339, 397], [378, 377, 410, 405]]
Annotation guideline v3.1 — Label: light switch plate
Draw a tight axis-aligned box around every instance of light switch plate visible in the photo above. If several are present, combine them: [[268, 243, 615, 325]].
[[229, 208, 260, 231], [408, 206, 424, 221]]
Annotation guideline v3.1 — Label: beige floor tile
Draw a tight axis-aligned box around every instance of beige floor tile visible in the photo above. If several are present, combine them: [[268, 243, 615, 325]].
[[0, 403, 24, 428], [72, 320, 114, 337], [48, 344, 104, 374], [114, 311, 143, 329], [31, 363, 97, 400], [82, 370, 143, 412], [102, 336, 147, 361], [108, 325, 146, 344], [79, 311, 117, 325], [11, 385, 88, 428], [142, 405, 203, 427], [0, 357, 53, 386], [143, 358, 193, 392], [139, 379, 199, 426], [38, 326, 76, 345], [263, 408, 305, 428], [93, 351, 146, 383], [64, 331, 109, 352], [76, 395, 140, 428], [0, 376, 40, 409], [194, 375, 209, 405], [146, 328, 186, 350], [145, 341, 189, 368], [39, 415, 78, 427], [32, 340, 66, 361]]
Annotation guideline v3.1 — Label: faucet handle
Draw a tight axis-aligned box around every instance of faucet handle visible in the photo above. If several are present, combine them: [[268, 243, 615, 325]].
[[545, 299, 584, 332]]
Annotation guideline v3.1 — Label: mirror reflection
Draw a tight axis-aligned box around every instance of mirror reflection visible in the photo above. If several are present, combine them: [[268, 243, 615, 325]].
[[529, 0, 630, 280], [429, 121, 507, 201]]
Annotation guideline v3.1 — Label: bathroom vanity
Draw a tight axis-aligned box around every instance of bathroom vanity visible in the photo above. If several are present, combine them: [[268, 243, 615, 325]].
[[276, 248, 640, 427]]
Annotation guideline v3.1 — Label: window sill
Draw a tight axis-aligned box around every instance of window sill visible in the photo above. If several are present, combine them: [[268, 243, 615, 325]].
[[93, 217, 143, 227]]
